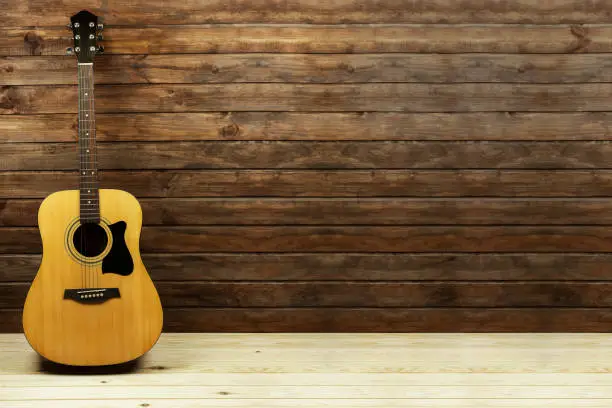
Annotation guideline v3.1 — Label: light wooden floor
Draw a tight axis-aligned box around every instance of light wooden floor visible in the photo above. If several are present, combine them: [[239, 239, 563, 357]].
[[2, 333, 612, 407]]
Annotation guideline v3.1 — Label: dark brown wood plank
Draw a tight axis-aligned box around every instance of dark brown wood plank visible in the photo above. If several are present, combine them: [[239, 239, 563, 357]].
[[3, 0, 611, 26], [6, 281, 612, 308], [9, 54, 612, 85], [161, 308, 612, 332], [5, 226, 612, 253], [3, 112, 611, 143], [4, 253, 612, 282], [7, 198, 612, 227], [139, 226, 612, 253], [6, 141, 612, 170], [6, 83, 612, 114], [158, 282, 612, 308], [6, 307, 612, 333], [4, 170, 612, 198], [4, 307, 612, 333], [1, 25, 609, 56]]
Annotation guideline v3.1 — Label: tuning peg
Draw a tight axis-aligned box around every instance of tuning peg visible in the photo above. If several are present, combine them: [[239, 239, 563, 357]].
[[97, 34, 104, 41], [97, 45, 105, 54], [66, 47, 73, 55], [97, 23, 104, 31]]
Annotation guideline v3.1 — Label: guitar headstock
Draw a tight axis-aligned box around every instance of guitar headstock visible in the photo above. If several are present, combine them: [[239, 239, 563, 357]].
[[67, 10, 104, 63]]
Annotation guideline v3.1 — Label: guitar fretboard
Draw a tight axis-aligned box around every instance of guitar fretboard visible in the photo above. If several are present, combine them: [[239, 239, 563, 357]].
[[78, 63, 100, 223]]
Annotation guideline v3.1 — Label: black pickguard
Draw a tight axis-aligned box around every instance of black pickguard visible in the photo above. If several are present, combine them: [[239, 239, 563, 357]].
[[102, 221, 134, 276]]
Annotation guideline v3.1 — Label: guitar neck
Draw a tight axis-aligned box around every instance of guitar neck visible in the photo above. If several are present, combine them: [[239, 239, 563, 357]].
[[77, 63, 100, 223]]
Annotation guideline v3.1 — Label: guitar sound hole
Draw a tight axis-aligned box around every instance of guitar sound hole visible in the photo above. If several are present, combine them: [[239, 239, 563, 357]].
[[73, 222, 108, 257]]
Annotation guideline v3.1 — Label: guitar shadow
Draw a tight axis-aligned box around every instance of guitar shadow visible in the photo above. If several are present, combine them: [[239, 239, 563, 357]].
[[37, 355, 143, 375]]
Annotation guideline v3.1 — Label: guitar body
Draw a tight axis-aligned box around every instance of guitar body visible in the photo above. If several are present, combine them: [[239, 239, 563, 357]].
[[23, 189, 163, 366]]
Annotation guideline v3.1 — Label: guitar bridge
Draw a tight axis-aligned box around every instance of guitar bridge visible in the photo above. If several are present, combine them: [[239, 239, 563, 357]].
[[64, 288, 120, 304]]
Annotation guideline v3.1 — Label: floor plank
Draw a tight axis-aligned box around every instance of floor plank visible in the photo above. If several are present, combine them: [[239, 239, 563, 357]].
[[2, 333, 612, 406]]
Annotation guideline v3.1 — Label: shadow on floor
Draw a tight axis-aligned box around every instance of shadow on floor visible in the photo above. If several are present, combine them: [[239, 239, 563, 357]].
[[37, 355, 143, 375]]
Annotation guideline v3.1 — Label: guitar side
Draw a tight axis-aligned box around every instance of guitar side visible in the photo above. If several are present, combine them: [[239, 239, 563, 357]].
[[23, 189, 163, 366]]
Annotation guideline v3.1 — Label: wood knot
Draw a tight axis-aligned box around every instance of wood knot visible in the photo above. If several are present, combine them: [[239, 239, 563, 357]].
[[339, 63, 355, 73], [568, 25, 591, 53], [517, 62, 535, 74], [211, 65, 219, 74], [218, 391, 231, 395], [24, 32, 44, 55], [220, 123, 240, 138], [0, 86, 18, 113]]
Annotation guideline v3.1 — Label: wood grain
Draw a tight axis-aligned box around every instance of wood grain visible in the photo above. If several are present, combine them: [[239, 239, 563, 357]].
[[7, 141, 612, 170], [3, 170, 612, 198], [3, 0, 611, 25], [9, 54, 612, 85], [6, 308, 612, 332], [3, 112, 612, 143], [140, 226, 612, 253], [1, 25, 609, 56], [6, 198, 612, 227], [161, 308, 612, 332], [5, 1, 612, 335], [9, 281, 612, 308], [6, 83, 612, 114], [5, 226, 612, 254], [4, 253, 612, 282], [0, 83, 608, 115], [22, 189, 163, 365]]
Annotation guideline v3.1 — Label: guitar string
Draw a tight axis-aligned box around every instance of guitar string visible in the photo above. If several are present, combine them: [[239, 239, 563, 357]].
[[89, 64, 97, 289], [89, 63, 99, 288], [85, 63, 94, 288], [84, 64, 91, 288], [79, 63, 95, 288], [77, 45, 102, 289], [83, 65, 94, 288], [84, 64, 90, 289], [78, 64, 85, 289]]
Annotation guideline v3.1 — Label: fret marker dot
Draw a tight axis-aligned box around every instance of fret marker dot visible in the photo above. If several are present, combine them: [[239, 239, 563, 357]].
[[85, 93, 88, 96], [82, 172, 85, 175], [88, 200, 91, 204], [86, 114, 89, 117], [86, 149, 89, 153], [91, 171, 94, 175], [88, 190, 91, 193]]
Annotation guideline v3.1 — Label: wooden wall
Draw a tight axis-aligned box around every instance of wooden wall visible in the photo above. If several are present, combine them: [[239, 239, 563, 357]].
[[3, 1, 612, 332]]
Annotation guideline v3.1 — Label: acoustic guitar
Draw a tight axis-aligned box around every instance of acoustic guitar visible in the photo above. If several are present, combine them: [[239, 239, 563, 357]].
[[22, 10, 163, 366]]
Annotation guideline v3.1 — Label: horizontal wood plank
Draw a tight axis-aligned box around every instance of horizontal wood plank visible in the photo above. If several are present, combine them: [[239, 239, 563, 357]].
[[7, 84, 612, 114], [3, 0, 610, 25], [4, 170, 612, 198], [6, 198, 612, 227], [3, 112, 611, 143], [5, 308, 612, 332], [2, 401, 604, 408], [6, 281, 612, 308], [137, 226, 612, 253], [6, 141, 612, 170], [1, 25, 608, 56], [155, 308, 612, 332], [8, 54, 612, 85], [5, 226, 612, 253], [3, 253, 612, 282]]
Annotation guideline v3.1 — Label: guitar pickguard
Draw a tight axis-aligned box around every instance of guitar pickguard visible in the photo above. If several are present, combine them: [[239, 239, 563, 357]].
[[102, 221, 134, 276]]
